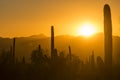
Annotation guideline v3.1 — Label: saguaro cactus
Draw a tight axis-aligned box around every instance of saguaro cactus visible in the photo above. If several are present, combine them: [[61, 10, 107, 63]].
[[104, 4, 112, 68], [13, 38, 16, 63], [68, 45, 72, 63], [51, 26, 54, 60], [38, 44, 41, 53], [91, 50, 95, 68]]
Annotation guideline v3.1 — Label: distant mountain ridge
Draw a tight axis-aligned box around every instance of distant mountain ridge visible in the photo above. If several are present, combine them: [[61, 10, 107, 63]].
[[28, 34, 47, 39]]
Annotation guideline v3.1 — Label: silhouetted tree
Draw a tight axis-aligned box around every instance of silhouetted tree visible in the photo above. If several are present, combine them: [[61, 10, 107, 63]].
[[58, 51, 66, 65], [96, 56, 104, 70], [0, 47, 14, 64], [31, 45, 44, 64], [59, 51, 65, 59]]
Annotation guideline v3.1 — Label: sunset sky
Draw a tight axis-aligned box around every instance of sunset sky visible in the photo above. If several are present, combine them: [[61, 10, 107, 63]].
[[0, 0, 120, 37]]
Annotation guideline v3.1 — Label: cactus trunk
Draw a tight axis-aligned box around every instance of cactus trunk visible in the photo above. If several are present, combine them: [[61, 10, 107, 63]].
[[104, 4, 112, 69], [13, 38, 16, 63], [51, 26, 54, 60], [69, 46, 72, 63]]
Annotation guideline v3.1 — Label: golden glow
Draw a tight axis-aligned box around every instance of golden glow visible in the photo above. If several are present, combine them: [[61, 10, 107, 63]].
[[77, 23, 96, 37]]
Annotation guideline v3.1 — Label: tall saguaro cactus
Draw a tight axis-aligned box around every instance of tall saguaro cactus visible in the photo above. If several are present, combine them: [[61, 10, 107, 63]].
[[13, 38, 16, 63], [104, 4, 112, 68], [51, 26, 54, 60], [68, 46, 72, 63], [91, 50, 95, 68], [38, 44, 41, 53]]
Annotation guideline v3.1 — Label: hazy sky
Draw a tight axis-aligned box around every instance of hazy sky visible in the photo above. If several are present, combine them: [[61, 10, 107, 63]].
[[0, 0, 120, 37]]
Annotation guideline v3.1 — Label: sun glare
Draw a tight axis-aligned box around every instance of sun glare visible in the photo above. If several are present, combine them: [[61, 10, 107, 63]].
[[77, 23, 96, 37]]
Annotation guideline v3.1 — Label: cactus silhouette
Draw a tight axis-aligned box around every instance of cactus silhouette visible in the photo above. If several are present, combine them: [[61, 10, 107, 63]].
[[51, 26, 54, 60], [68, 45, 72, 63], [31, 45, 43, 64], [104, 4, 112, 68], [38, 44, 41, 53], [91, 50, 95, 68], [13, 38, 16, 63]]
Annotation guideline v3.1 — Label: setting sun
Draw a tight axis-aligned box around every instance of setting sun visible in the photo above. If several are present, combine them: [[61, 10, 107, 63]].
[[77, 23, 96, 37]]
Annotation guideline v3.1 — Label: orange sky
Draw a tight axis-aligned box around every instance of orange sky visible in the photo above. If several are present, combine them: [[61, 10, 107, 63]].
[[0, 0, 120, 37]]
